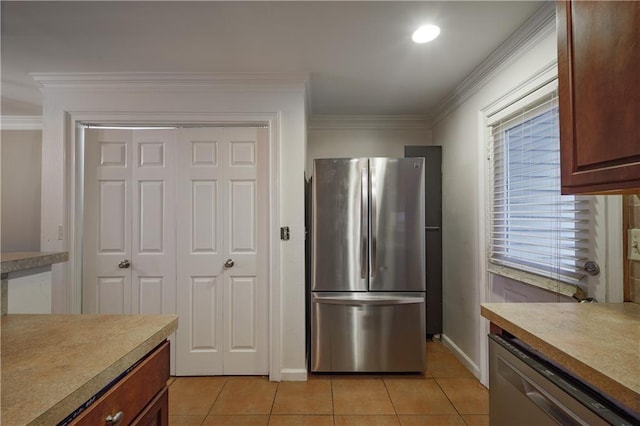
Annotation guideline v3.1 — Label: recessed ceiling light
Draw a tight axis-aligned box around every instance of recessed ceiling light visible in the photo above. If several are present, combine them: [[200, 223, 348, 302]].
[[412, 24, 440, 44]]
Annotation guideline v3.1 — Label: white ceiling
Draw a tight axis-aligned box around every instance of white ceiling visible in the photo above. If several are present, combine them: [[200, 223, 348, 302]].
[[1, 1, 546, 117]]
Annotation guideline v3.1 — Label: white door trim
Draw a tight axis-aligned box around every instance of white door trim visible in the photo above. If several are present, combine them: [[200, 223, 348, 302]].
[[65, 111, 281, 381]]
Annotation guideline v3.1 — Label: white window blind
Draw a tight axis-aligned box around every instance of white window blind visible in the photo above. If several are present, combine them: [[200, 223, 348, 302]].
[[488, 85, 591, 285]]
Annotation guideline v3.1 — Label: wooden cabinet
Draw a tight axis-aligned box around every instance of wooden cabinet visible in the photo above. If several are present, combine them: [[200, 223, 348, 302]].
[[70, 341, 170, 426], [557, 1, 640, 194], [131, 388, 168, 426]]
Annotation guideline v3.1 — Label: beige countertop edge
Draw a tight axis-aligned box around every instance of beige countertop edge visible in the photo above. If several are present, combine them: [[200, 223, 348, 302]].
[[480, 304, 640, 413], [38, 319, 177, 426], [0, 252, 69, 274], [4, 316, 178, 426]]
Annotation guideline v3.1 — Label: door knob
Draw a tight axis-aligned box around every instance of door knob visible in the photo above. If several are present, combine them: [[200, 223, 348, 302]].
[[118, 259, 131, 269], [224, 259, 235, 268]]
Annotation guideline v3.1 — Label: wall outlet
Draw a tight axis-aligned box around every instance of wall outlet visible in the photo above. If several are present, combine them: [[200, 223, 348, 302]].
[[57, 225, 64, 240], [628, 229, 640, 261]]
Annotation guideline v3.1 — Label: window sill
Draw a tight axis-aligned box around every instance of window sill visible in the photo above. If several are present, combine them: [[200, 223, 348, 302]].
[[487, 263, 581, 299]]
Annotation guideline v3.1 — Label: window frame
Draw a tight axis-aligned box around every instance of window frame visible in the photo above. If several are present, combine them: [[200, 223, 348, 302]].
[[485, 78, 592, 296]]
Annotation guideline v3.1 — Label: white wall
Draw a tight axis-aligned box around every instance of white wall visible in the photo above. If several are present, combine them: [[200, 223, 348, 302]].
[[307, 125, 433, 172], [432, 30, 558, 378], [37, 75, 307, 380], [1, 130, 42, 252]]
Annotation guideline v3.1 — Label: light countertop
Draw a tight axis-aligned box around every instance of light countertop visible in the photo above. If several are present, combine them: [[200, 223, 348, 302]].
[[481, 302, 640, 413], [0, 314, 178, 425], [0, 252, 68, 274]]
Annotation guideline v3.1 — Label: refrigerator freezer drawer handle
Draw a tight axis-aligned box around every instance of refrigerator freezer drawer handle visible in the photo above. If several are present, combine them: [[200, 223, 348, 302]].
[[313, 296, 424, 305]]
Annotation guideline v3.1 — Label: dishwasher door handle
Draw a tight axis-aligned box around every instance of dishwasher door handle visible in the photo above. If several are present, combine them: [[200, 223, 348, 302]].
[[498, 357, 581, 426], [523, 383, 579, 426]]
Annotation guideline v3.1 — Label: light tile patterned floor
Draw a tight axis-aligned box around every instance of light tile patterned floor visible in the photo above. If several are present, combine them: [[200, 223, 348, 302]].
[[168, 341, 488, 426]]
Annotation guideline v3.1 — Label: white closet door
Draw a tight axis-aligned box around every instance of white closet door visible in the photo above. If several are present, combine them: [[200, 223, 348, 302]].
[[84, 125, 268, 376], [83, 129, 133, 314], [222, 127, 268, 375], [176, 127, 225, 375], [176, 127, 268, 375], [83, 129, 176, 316], [130, 130, 176, 315]]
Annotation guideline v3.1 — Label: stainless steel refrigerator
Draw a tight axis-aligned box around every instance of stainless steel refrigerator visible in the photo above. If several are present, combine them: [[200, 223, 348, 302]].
[[310, 158, 426, 373]]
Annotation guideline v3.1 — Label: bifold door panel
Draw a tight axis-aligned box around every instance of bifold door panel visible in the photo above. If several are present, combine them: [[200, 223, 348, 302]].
[[83, 129, 176, 316], [175, 127, 268, 376]]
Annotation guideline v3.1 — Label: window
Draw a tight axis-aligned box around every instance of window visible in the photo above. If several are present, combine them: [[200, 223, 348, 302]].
[[487, 81, 591, 286]]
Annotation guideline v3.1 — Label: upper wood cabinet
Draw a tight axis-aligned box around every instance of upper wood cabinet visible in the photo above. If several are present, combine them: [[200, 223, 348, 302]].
[[557, 1, 640, 194]]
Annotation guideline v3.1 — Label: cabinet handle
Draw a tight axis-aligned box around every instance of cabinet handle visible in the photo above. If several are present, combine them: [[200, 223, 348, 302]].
[[105, 411, 124, 425]]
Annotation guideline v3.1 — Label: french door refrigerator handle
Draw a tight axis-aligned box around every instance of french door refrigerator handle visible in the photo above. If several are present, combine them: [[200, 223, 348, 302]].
[[370, 160, 377, 278], [360, 164, 368, 279]]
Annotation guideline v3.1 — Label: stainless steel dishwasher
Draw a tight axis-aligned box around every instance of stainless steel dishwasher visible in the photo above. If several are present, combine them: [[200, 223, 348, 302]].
[[489, 334, 639, 426]]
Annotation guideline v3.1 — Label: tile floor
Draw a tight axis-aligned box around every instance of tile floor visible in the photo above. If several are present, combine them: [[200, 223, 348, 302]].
[[168, 341, 489, 426]]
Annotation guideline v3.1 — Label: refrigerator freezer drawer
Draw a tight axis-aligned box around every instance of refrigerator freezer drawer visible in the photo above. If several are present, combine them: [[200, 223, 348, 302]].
[[311, 292, 426, 373]]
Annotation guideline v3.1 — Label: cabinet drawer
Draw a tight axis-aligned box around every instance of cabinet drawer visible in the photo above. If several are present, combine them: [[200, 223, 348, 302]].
[[71, 341, 169, 425]]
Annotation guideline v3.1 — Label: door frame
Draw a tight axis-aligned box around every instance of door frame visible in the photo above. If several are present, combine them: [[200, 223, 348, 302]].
[[65, 111, 281, 380]]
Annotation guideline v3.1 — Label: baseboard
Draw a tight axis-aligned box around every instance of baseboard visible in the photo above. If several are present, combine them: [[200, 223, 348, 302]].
[[280, 368, 308, 381], [441, 334, 481, 380]]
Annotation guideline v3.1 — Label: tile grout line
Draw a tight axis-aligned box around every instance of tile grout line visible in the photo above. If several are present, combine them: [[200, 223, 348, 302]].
[[381, 376, 402, 424], [433, 376, 467, 422], [202, 376, 229, 421], [268, 380, 280, 422], [330, 376, 336, 426]]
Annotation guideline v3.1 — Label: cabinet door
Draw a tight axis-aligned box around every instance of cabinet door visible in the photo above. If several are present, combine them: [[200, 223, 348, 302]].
[[558, 1, 640, 194], [131, 387, 168, 426]]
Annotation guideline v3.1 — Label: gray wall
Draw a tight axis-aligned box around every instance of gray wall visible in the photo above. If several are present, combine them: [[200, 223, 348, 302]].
[[1, 130, 42, 252]]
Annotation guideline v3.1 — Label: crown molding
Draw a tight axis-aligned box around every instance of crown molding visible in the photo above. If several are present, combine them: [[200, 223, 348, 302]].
[[308, 115, 431, 130], [429, 1, 556, 125], [1, 116, 43, 130], [482, 59, 557, 119], [30, 72, 309, 92]]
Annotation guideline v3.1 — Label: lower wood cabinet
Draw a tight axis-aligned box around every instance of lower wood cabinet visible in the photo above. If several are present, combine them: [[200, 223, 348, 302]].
[[70, 341, 170, 426], [131, 387, 168, 426]]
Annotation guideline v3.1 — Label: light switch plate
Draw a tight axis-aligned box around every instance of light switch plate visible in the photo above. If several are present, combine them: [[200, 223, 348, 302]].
[[628, 229, 640, 261], [280, 226, 290, 241]]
